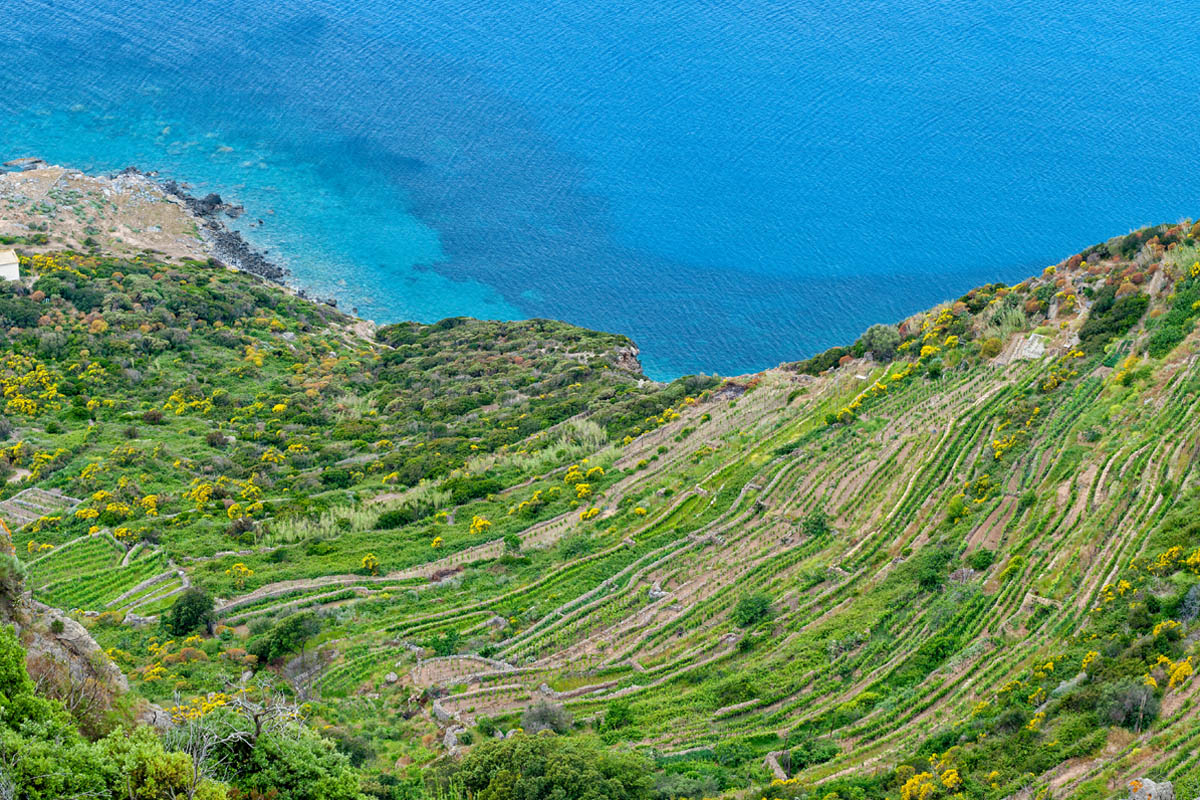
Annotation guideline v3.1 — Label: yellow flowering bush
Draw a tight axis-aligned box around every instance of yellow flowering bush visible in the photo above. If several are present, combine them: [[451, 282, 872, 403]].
[[225, 562, 254, 589], [1168, 658, 1193, 689]]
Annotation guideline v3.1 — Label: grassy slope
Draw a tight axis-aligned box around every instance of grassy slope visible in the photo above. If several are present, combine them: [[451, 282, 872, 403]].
[[4, 218, 1200, 800]]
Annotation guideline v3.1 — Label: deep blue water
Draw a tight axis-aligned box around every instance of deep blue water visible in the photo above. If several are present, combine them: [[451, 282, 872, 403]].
[[2, 1, 1199, 379]]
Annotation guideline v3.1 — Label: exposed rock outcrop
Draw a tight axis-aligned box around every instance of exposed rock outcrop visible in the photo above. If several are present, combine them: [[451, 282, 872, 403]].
[[1125, 778, 1177, 800], [23, 600, 128, 694]]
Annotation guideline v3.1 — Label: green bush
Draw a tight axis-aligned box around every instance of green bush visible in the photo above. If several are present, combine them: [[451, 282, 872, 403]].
[[445, 732, 652, 800], [734, 593, 773, 628], [1078, 287, 1148, 353], [968, 549, 996, 571], [164, 588, 215, 636]]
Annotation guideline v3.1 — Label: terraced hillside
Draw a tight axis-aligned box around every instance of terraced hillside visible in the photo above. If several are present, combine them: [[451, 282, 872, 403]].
[[4, 215, 1200, 800]]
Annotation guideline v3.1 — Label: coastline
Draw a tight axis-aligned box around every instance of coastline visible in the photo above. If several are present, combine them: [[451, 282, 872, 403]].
[[1, 158, 342, 310]]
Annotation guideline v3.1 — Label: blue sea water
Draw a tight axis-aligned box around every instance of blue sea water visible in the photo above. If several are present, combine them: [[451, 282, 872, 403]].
[[2, 1, 1199, 379]]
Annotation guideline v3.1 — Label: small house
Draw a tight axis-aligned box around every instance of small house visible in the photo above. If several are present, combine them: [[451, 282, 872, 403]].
[[0, 249, 19, 282]]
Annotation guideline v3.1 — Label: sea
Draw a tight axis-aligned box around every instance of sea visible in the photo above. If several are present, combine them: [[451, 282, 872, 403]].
[[2, 0, 1199, 380]]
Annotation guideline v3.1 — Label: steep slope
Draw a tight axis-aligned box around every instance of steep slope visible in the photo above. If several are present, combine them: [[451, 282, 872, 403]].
[[3, 176, 1200, 800]]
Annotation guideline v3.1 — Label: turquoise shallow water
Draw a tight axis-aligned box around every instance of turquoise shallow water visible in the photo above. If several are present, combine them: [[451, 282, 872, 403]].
[[2, 1, 1199, 379]]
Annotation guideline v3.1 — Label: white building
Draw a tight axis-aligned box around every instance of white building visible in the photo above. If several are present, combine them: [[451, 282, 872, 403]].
[[0, 249, 18, 282]]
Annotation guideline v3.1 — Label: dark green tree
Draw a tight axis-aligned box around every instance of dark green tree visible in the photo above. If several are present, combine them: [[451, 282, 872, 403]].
[[859, 323, 901, 359], [449, 732, 652, 800], [164, 588, 215, 636]]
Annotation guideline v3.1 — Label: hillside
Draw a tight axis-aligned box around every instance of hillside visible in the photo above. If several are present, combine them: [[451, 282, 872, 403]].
[[1, 170, 1200, 800]]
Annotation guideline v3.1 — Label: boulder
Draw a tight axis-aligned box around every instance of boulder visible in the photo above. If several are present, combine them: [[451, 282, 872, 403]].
[[384, 671, 399, 685], [1127, 778, 1174, 800]]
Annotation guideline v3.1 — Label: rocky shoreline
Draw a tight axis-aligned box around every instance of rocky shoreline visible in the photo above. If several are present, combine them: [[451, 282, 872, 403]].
[[144, 169, 339, 307], [126, 167, 289, 284], [2, 157, 341, 307]]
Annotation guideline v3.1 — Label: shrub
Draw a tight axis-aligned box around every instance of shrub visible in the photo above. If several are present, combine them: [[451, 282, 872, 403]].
[[446, 732, 652, 800], [789, 736, 839, 769], [914, 547, 954, 591], [603, 699, 634, 730], [320, 469, 353, 489], [653, 773, 720, 800], [442, 475, 502, 505], [860, 323, 902, 360], [801, 509, 832, 538], [734, 593, 773, 628], [1078, 287, 1148, 353], [164, 589, 215, 636], [981, 337, 1003, 358], [968, 549, 996, 571], [521, 701, 573, 734], [1100, 679, 1159, 732], [0, 555, 26, 603], [713, 737, 756, 766], [1146, 277, 1200, 358]]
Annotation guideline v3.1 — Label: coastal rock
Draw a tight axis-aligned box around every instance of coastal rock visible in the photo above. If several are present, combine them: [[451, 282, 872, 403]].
[[613, 345, 643, 375], [158, 177, 288, 282], [2, 157, 47, 171]]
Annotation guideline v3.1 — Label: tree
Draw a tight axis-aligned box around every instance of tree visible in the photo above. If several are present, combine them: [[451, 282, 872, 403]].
[[166, 588, 216, 636], [734, 593, 773, 628], [0, 625, 226, 799], [860, 324, 901, 360], [446, 732, 652, 800], [168, 684, 357, 800], [1100, 679, 1159, 732], [98, 725, 226, 800], [229, 725, 363, 800], [249, 611, 322, 664]]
